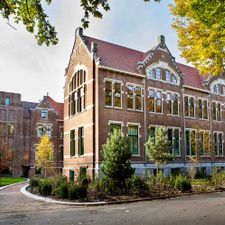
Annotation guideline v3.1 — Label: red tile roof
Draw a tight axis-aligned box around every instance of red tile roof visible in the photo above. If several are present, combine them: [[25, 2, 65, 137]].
[[46, 96, 64, 120], [84, 35, 207, 90]]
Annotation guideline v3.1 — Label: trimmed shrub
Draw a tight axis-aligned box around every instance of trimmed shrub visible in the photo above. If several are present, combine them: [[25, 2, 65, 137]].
[[126, 176, 149, 196], [39, 179, 52, 196], [174, 175, 192, 192], [30, 177, 40, 188]]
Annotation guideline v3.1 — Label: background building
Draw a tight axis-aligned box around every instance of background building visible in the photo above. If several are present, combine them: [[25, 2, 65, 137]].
[[64, 27, 225, 180], [0, 91, 63, 177]]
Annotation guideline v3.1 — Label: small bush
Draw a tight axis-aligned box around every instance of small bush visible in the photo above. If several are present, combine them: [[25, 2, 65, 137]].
[[68, 183, 85, 200], [211, 168, 225, 187], [126, 176, 149, 196], [39, 179, 52, 196], [53, 182, 68, 199], [174, 175, 192, 192], [30, 177, 40, 188]]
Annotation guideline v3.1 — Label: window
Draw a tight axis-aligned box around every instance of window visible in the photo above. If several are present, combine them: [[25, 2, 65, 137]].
[[168, 128, 180, 156], [110, 123, 122, 134], [5, 97, 10, 106], [165, 70, 171, 82], [135, 87, 142, 110], [147, 69, 155, 79], [8, 124, 14, 135], [149, 90, 155, 112], [212, 102, 222, 121], [171, 74, 177, 84], [128, 125, 139, 155], [114, 82, 122, 108], [199, 99, 208, 119], [41, 109, 48, 118], [184, 96, 195, 118], [149, 90, 162, 113], [59, 146, 63, 161], [68, 69, 86, 116], [105, 80, 113, 106], [69, 170, 75, 182], [127, 84, 142, 111], [78, 127, 84, 156], [185, 130, 191, 156], [166, 93, 172, 114], [156, 91, 162, 113], [127, 85, 133, 109], [166, 93, 179, 115], [214, 132, 223, 156], [70, 129, 75, 157], [37, 126, 44, 137], [45, 126, 52, 138], [155, 68, 161, 80], [105, 80, 122, 108]]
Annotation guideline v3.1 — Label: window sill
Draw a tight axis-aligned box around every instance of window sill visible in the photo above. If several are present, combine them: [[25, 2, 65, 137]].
[[149, 112, 163, 115], [184, 116, 196, 120], [105, 106, 123, 110], [199, 118, 209, 121], [127, 109, 143, 113], [167, 114, 180, 117]]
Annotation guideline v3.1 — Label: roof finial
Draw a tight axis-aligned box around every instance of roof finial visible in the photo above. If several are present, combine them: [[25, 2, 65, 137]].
[[47, 92, 49, 96], [158, 35, 165, 45]]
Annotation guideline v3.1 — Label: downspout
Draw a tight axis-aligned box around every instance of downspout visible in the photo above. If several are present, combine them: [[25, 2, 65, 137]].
[[181, 87, 186, 169], [143, 78, 147, 163]]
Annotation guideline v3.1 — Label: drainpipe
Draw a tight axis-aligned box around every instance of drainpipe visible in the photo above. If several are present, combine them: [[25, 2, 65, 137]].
[[143, 78, 147, 163], [181, 87, 186, 170]]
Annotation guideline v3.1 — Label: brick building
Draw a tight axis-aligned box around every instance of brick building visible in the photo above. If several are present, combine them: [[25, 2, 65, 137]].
[[0, 91, 63, 177], [64, 27, 225, 179]]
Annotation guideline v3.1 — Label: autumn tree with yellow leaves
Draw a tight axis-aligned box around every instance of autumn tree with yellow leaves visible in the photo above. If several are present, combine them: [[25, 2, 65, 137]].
[[36, 135, 54, 177]]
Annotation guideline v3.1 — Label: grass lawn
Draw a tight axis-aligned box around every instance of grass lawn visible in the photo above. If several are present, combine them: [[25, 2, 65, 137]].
[[0, 177, 26, 187]]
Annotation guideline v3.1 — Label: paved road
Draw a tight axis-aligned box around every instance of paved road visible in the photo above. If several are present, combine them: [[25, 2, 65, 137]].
[[1, 183, 225, 225]]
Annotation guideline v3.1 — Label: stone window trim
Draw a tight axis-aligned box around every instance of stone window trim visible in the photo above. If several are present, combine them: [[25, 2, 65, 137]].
[[213, 131, 224, 157], [104, 78, 123, 109], [126, 122, 141, 157], [183, 95, 196, 119], [108, 120, 124, 136], [36, 124, 53, 138]]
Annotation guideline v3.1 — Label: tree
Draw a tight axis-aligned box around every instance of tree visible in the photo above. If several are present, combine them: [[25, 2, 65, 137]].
[[36, 134, 54, 177], [145, 126, 173, 174], [170, 0, 225, 76], [102, 130, 135, 190]]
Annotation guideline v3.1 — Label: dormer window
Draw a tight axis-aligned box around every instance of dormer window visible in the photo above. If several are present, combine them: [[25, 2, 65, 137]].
[[5, 97, 10, 106], [155, 68, 161, 80], [41, 109, 48, 118], [146, 66, 179, 85], [165, 70, 171, 82], [213, 84, 219, 94], [171, 74, 177, 84], [147, 69, 155, 79]]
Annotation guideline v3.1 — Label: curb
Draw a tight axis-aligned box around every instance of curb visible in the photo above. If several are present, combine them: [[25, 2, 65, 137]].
[[20, 184, 108, 206], [20, 183, 225, 207], [0, 179, 29, 191]]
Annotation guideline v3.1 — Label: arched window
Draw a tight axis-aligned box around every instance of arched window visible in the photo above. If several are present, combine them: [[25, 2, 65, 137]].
[[68, 70, 87, 116]]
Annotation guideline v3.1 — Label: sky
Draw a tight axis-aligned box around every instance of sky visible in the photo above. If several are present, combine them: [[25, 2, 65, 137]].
[[0, 0, 187, 103]]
